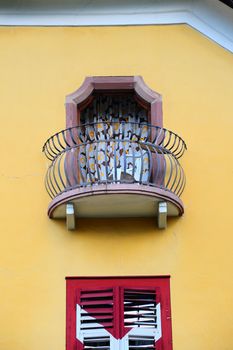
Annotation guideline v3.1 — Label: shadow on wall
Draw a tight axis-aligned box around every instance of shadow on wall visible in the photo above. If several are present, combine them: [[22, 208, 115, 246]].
[[49, 216, 181, 237]]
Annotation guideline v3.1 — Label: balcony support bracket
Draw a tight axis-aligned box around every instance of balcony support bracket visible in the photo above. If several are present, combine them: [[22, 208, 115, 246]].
[[157, 202, 167, 229], [66, 203, 75, 230]]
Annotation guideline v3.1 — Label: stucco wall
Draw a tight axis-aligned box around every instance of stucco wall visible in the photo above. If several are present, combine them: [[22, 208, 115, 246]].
[[0, 25, 232, 350]]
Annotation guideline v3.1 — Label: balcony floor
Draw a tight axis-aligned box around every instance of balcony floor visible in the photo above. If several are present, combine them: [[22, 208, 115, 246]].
[[48, 184, 184, 219]]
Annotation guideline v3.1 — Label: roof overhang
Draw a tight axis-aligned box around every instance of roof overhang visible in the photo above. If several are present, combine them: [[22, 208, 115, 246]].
[[0, 0, 233, 53]]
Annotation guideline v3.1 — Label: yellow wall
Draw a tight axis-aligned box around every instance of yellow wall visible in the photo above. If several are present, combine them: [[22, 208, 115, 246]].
[[0, 25, 232, 350]]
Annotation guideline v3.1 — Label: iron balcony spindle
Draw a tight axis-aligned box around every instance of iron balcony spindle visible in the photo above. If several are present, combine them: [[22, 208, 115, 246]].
[[43, 122, 186, 204]]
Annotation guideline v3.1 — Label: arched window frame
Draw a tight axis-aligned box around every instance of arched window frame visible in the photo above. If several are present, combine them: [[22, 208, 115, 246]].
[[65, 76, 163, 128]]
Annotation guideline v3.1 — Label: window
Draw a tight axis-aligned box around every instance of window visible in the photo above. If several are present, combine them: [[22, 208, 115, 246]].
[[66, 277, 172, 350], [78, 92, 150, 184], [65, 76, 164, 189]]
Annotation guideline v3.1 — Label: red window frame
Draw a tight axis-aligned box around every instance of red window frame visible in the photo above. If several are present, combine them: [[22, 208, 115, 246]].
[[66, 276, 172, 350]]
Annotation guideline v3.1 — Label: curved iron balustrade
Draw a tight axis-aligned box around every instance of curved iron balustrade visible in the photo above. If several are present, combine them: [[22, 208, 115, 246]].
[[42, 122, 187, 161], [43, 122, 186, 201]]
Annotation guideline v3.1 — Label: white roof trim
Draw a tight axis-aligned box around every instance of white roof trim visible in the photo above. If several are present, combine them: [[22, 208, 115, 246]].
[[0, 0, 233, 53]]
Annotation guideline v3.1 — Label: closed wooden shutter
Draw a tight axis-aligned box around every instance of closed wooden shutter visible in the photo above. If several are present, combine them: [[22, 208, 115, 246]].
[[66, 277, 172, 350]]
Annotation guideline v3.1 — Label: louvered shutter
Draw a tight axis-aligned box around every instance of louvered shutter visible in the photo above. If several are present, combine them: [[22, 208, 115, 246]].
[[123, 288, 162, 350], [79, 289, 114, 332], [66, 277, 172, 350], [83, 336, 111, 350], [76, 287, 116, 350]]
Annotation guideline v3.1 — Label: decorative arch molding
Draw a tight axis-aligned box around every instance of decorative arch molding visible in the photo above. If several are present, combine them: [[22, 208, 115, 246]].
[[65, 76, 163, 128]]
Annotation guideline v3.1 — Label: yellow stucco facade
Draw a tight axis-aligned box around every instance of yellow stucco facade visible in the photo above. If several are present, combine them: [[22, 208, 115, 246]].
[[0, 25, 232, 349]]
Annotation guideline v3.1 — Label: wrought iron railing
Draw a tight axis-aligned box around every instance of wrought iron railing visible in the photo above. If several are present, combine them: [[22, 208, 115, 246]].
[[43, 122, 186, 200]]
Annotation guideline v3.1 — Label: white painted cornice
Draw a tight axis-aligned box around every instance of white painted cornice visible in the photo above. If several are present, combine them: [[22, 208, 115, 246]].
[[0, 0, 233, 53]]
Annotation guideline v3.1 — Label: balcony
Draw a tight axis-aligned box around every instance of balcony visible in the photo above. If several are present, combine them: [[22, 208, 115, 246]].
[[43, 121, 186, 229]]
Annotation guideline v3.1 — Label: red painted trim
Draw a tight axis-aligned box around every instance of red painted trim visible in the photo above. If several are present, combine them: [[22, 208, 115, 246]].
[[114, 286, 121, 339], [66, 275, 171, 280], [66, 101, 78, 129], [65, 76, 163, 128], [165, 278, 173, 350], [66, 280, 78, 350], [48, 184, 184, 218]]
